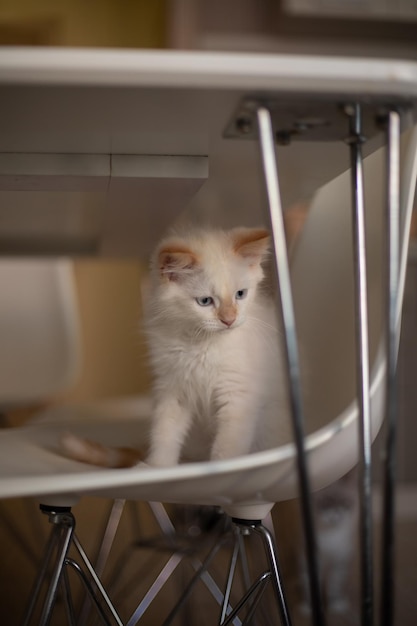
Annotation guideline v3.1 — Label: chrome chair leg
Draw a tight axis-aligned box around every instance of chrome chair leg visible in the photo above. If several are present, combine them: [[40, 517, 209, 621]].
[[22, 505, 75, 626], [158, 514, 291, 626], [65, 558, 114, 626], [124, 507, 240, 626], [72, 534, 123, 626], [219, 534, 241, 625], [62, 565, 77, 626], [221, 572, 271, 626], [78, 498, 126, 626], [22, 505, 123, 626], [160, 534, 232, 626], [231, 519, 292, 626]]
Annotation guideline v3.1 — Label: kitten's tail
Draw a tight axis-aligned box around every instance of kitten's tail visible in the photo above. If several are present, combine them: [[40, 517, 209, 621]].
[[61, 432, 144, 468]]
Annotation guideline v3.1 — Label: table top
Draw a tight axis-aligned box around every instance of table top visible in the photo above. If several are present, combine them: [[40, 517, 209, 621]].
[[0, 48, 416, 257], [1, 47, 417, 95]]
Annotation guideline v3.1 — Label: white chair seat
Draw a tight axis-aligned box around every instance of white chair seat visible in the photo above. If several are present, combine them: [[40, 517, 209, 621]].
[[0, 355, 384, 519]]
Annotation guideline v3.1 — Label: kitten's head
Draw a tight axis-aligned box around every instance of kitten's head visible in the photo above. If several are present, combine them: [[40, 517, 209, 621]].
[[149, 227, 270, 338]]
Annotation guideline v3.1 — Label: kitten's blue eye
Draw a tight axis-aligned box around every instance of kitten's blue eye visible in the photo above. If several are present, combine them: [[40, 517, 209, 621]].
[[235, 289, 248, 300], [195, 296, 213, 307]]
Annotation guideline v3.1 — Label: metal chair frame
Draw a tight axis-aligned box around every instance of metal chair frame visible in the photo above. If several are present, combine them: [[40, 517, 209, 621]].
[[22, 503, 291, 626]]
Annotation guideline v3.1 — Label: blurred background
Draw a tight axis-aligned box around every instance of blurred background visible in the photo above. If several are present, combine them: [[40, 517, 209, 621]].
[[0, 1, 417, 624]]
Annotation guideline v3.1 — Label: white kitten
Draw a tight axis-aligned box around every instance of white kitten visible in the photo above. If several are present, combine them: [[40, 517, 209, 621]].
[[143, 226, 291, 466], [61, 227, 291, 468]]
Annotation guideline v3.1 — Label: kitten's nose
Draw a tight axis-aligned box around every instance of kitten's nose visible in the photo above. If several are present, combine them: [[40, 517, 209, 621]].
[[219, 304, 237, 328], [220, 315, 235, 327]]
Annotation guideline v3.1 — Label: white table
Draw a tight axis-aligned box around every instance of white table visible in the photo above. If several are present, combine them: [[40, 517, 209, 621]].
[[0, 47, 416, 256]]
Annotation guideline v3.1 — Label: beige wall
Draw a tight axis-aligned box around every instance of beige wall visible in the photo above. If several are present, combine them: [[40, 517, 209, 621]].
[[0, 0, 165, 408], [57, 260, 152, 404], [0, 0, 167, 48]]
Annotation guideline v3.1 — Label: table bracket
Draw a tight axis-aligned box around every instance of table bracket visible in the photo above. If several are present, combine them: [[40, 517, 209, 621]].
[[224, 98, 414, 145]]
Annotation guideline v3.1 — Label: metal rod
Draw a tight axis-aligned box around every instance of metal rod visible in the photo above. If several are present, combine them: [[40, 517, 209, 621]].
[[253, 523, 292, 626], [397, 125, 417, 328], [380, 109, 401, 626], [64, 559, 113, 626], [39, 513, 75, 626], [240, 573, 271, 626], [21, 523, 62, 626], [78, 499, 126, 626], [236, 532, 252, 595], [256, 106, 323, 626], [73, 534, 124, 626], [222, 572, 271, 626], [220, 538, 240, 625], [61, 566, 77, 626], [95, 499, 126, 578], [126, 553, 184, 626], [345, 102, 374, 626], [160, 536, 232, 626], [149, 501, 177, 536], [190, 562, 242, 626]]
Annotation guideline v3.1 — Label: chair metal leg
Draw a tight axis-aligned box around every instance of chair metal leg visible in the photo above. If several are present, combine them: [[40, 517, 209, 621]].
[[78, 498, 126, 626], [65, 558, 114, 626], [40, 516, 74, 626], [126, 552, 185, 626], [228, 520, 291, 626], [108, 504, 236, 624], [160, 535, 232, 626], [220, 536, 241, 625], [253, 523, 292, 626], [22, 505, 123, 626], [73, 534, 123, 626], [222, 572, 271, 626], [21, 507, 72, 626], [159, 514, 291, 626], [61, 565, 77, 626], [102, 501, 180, 609]]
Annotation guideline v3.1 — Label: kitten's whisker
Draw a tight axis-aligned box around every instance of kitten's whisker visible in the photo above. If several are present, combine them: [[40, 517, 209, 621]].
[[193, 325, 211, 342], [246, 318, 279, 355], [248, 315, 285, 339], [247, 316, 278, 333], [248, 316, 287, 356]]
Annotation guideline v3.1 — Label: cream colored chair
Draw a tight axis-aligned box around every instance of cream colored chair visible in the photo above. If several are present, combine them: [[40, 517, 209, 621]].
[[0, 260, 80, 409], [0, 125, 416, 625]]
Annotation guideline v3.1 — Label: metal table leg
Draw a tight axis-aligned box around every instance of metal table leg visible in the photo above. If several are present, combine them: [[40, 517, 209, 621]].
[[380, 109, 401, 626], [256, 106, 324, 626], [345, 103, 374, 626]]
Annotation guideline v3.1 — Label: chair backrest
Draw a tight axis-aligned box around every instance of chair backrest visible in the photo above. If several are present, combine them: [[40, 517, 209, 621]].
[[0, 260, 80, 406], [292, 126, 417, 435]]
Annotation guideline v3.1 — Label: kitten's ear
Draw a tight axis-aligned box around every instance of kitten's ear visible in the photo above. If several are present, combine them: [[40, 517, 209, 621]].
[[157, 244, 198, 282], [232, 228, 270, 264]]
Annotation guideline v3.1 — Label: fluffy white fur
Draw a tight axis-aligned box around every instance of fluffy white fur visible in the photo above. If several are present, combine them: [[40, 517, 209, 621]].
[[143, 226, 291, 466], [60, 226, 292, 469]]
